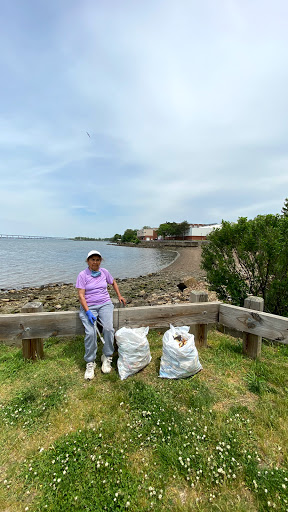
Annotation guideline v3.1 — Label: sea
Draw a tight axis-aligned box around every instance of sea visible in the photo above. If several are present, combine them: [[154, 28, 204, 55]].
[[0, 239, 178, 290]]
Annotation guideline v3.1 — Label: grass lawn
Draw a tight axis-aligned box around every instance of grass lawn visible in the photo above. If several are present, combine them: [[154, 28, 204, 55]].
[[0, 329, 287, 511]]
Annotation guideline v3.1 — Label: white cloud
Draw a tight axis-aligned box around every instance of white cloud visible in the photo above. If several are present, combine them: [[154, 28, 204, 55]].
[[0, 0, 287, 236]]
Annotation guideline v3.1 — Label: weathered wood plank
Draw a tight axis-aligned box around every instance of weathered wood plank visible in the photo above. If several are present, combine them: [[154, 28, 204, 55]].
[[21, 302, 44, 360], [190, 291, 208, 348], [242, 296, 264, 359], [219, 304, 288, 344], [114, 302, 219, 329], [0, 303, 220, 340], [0, 311, 83, 340]]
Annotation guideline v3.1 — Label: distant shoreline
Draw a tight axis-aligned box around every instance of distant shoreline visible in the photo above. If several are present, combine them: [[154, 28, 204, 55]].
[[0, 246, 208, 315]]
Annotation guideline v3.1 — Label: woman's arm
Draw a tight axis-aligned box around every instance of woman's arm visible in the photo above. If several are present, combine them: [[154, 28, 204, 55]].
[[77, 288, 89, 311], [112, 280, 126, 306], [78, 288, 96, 325]]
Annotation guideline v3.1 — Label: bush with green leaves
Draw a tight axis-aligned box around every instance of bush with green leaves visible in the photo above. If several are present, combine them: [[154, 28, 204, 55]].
[[121, 229, 139, 243], [201, 214, 288, 316]]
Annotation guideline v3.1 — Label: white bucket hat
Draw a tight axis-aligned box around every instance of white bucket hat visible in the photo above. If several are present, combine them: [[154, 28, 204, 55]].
[[87, 250, 102, 259]]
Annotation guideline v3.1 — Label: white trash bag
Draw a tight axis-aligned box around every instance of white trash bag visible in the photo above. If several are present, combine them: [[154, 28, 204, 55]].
[[115, 326, 152, 380], [159, 324, 202, 379]]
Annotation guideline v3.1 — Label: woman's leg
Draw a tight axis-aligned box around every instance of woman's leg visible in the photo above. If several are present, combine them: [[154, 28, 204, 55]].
[[97, 302, 115, 357], [79, 306, 98, 362]]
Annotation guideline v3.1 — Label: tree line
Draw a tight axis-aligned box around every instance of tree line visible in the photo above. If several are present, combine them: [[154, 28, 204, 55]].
[[111, 220, 190, 244]]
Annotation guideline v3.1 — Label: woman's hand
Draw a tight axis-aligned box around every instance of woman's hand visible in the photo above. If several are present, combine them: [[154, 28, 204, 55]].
[[86, 310, 96, 325], [118, 295, 126, 306], [112, 280, 126, 306]]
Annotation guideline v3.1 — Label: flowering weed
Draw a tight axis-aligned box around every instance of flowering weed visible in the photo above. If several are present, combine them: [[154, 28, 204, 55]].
[[0, 377, 70, 431]]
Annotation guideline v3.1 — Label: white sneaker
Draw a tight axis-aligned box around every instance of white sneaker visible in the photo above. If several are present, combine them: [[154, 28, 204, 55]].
[[101, 355, 112, 374], [84, 362, 96, 380]]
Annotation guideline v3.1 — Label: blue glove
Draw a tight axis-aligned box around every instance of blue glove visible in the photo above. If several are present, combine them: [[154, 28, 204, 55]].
[[86, 310, 96, 325]]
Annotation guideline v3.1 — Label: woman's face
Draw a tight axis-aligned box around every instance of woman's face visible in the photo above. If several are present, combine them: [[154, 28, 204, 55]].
[[87, 255, 102, 271]]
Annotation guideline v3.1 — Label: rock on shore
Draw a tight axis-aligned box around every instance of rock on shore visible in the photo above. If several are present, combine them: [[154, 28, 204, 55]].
[[0, 247, 217, 314]]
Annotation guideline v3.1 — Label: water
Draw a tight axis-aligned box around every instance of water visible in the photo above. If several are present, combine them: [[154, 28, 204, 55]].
[[0, 239, 177, 290]]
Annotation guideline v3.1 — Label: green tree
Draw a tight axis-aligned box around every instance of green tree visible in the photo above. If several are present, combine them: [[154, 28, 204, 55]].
[[111, 233, 121, 243], [176, 220, 190, 238], [121, 229, 139, 243], [281, 197, 288, 216], [157, 220, 190, 239], [157, 222, 171, 238], [201, 214, 288, 316]]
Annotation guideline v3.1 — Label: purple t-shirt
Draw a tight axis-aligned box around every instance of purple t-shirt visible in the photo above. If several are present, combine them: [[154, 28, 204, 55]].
[[75, 267, 114, 306]]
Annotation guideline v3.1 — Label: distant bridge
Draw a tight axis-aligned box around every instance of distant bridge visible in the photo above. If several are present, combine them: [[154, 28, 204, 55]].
[[0, 234, 69, 239]]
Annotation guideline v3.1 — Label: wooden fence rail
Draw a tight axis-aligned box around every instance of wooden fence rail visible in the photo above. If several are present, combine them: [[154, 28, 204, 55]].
[[0, 302, 220, 342], [1, 297, 288, 360], [219, 304, 288, 345]]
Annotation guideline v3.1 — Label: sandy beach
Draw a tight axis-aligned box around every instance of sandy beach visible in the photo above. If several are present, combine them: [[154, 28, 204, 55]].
[[0, 245, 214, 314], [159, 246, 205, 278]]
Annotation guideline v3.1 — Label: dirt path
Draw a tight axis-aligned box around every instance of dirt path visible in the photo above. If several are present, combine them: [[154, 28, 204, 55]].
[[160, 246, 205, 279]]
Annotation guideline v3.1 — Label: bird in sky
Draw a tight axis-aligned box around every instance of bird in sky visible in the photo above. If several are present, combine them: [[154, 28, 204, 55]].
[[86, 132, 90, 138]]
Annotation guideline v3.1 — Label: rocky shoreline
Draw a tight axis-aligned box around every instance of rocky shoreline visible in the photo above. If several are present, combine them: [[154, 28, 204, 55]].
[[0, 247, 216, 314]]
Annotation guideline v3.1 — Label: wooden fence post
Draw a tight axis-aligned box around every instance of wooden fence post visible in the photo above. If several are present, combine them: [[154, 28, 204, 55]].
[[243, 296, 264, 359], [21, 302, 44, 360], [190, 291, 208, 348]]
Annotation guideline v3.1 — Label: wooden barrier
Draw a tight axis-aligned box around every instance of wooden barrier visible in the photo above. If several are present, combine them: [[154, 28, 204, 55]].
[[242, 296, 264, 359], [190, 291, 208, 347], [219, 304, 288, 345], [21, 302, 44, 360], [0, 302, 220, 342], [1, 299, 288, 361]]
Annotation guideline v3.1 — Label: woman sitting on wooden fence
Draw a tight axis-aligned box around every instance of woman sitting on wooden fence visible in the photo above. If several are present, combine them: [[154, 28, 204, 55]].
[[76, 250, 126, 380]]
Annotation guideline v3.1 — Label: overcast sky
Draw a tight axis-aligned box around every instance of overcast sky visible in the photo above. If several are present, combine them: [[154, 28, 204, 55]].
[[1, 0, 288, 237]]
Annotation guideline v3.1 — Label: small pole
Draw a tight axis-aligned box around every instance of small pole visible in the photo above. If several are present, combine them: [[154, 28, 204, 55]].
[[190, 291, 208, 348], [243, 296, 264, 359], [21, 302, 44, 360]]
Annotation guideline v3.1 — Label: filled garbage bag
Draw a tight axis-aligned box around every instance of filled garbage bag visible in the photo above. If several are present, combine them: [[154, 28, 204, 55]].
[[115, 326, 151, 380], [159, 324, 202, 379]]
